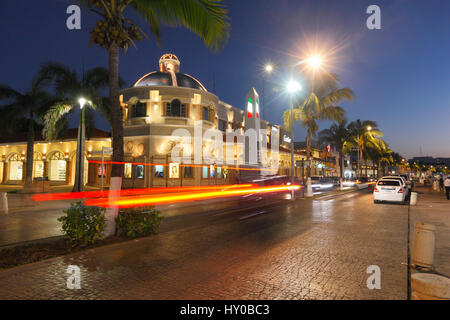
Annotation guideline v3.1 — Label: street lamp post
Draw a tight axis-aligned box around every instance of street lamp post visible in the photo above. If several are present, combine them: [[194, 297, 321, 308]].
[[263, 55, 323, 198], [73, 98, 89, 192]]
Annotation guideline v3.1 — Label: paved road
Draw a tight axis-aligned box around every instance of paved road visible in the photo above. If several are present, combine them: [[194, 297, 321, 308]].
[[0, 190, 409, 299]]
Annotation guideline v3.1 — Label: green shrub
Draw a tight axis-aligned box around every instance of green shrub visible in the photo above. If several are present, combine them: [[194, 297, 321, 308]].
[[57, 202, 106, 246], [115, 206, 163, 239]]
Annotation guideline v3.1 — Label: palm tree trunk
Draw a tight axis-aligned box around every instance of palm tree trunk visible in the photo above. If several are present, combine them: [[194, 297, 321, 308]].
[[339, 151, 343, 178], [359, 146, 362, 177], [306, 127, 311, 178], [377, 159, 381, 178], [364, 158, 368, 177], [109, 43, 124, 179], [25, 108, 34, 186]]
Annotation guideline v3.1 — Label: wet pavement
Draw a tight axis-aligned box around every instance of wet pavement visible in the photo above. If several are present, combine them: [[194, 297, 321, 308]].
[[0, 189, 410, 299]]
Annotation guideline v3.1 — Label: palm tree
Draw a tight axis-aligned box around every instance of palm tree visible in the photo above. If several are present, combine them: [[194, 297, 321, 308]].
[[39, 62, 116, 140], [347, 119, 382, 177], [80, 0, 231, 187], [0, 75, 54, 186], [318, 120, 351, 182], [364, 137, 391, 177], [284, 74, 353, 177], [39, 62, 117, 191]]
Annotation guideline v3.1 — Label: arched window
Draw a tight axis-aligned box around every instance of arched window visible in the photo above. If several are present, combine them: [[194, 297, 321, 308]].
[[166, 99, 186, 117], [131, 102, 147, 118]]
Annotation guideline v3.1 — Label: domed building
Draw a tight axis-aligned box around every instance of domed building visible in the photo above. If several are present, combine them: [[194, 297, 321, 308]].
[[118, 53, 294, 188], [0, 54, 330, 190]]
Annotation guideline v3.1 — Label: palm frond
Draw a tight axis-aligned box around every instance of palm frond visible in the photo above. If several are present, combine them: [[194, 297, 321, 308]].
[[131, 0, 230, 52], [42, 102, 73, 141], [0, 84, 22, 101]]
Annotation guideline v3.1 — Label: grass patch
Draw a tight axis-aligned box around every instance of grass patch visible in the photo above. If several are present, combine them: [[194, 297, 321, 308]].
[[0, 235, 127, 270]]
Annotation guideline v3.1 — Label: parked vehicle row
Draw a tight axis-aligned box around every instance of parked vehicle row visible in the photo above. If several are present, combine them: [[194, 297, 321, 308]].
[[373, 175, 412, 204]]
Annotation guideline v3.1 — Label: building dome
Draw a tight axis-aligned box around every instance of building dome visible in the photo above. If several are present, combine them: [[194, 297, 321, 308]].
[[133, 54, 207, 91]]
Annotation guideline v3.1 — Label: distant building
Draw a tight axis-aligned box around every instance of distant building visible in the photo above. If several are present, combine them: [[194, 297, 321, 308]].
[[411, 157, 450, 166]]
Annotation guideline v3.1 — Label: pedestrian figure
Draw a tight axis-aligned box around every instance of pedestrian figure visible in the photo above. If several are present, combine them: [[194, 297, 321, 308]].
[[439, 174, 444, 192], [444, 176, 450, 200]]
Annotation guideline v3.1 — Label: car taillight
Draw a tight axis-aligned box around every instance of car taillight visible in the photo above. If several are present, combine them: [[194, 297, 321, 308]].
[[374, 187, 379, 192], [398, 188, 404, 193]]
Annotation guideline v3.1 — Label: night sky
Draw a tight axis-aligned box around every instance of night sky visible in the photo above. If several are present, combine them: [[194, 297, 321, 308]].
[[1, 0, 449, 158]]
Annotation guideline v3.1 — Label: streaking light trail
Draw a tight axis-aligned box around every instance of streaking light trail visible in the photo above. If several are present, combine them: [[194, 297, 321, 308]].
[[84, 185, 301, 208], [31, 184, 256, 202]]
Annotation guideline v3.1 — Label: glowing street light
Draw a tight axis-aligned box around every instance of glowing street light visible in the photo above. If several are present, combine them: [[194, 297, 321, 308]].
[[73, 97, 91, 192], [78, 97, 87, 109], [265, 64, 274, 73], [287, 80, 302, 93], [367, 126, 372, 131], [306, 55, 323, 69]]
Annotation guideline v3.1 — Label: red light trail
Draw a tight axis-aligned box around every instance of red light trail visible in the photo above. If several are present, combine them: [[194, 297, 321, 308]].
[[31, 184, 256, 202], [84, 184, 301, 208]]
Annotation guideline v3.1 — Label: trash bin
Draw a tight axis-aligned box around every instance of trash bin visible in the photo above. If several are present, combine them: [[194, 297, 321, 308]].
[[410, 192, 418, 205], [412, 222, 436, 269], [0, 192, 8, 215]]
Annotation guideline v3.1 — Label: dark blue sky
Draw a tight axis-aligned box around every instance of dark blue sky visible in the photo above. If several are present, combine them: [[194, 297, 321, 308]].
[[1, 0, 449, 158]]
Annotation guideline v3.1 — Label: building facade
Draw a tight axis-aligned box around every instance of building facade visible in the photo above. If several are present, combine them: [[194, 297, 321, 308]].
[[0, 54, 341, 189]]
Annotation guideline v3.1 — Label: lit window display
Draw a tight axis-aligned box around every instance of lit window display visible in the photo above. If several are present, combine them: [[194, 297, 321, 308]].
[[9, 161, 23, 181], [98, 164, 106, 178], [136, 165, 144, 179], [124, 163, 132, 179], [217, 167, 222, 179], [202, 166, 208, 179], [50, 160, 66, 181], [34, 161, 44, 178], [155, 165, 164, 178], [169, 163, 179, 179], [210, 165, 215, 178]]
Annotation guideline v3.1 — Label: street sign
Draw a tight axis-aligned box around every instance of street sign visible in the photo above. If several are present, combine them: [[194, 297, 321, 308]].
[[92, 147, 113, 155]]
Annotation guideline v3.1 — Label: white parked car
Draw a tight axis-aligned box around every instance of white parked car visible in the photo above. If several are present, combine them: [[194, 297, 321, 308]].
[[379, 176, 410, 195], [374, 179, 408, 204]]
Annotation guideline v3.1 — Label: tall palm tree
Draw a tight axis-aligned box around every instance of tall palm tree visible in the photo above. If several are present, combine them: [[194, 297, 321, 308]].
[[80, 0, 231, 187], [364, 137, 390, 177], [318, 120, 351, 181], [347, 119, 382, 177], [0, 75, 54, 186], [39, 62, 118, 191], [284, 74, 353, 177], [39, 62, 117, 140]]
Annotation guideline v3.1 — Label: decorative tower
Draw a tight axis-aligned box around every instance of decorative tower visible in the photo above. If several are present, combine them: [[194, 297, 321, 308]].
[[159, 53, 180, 73]]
